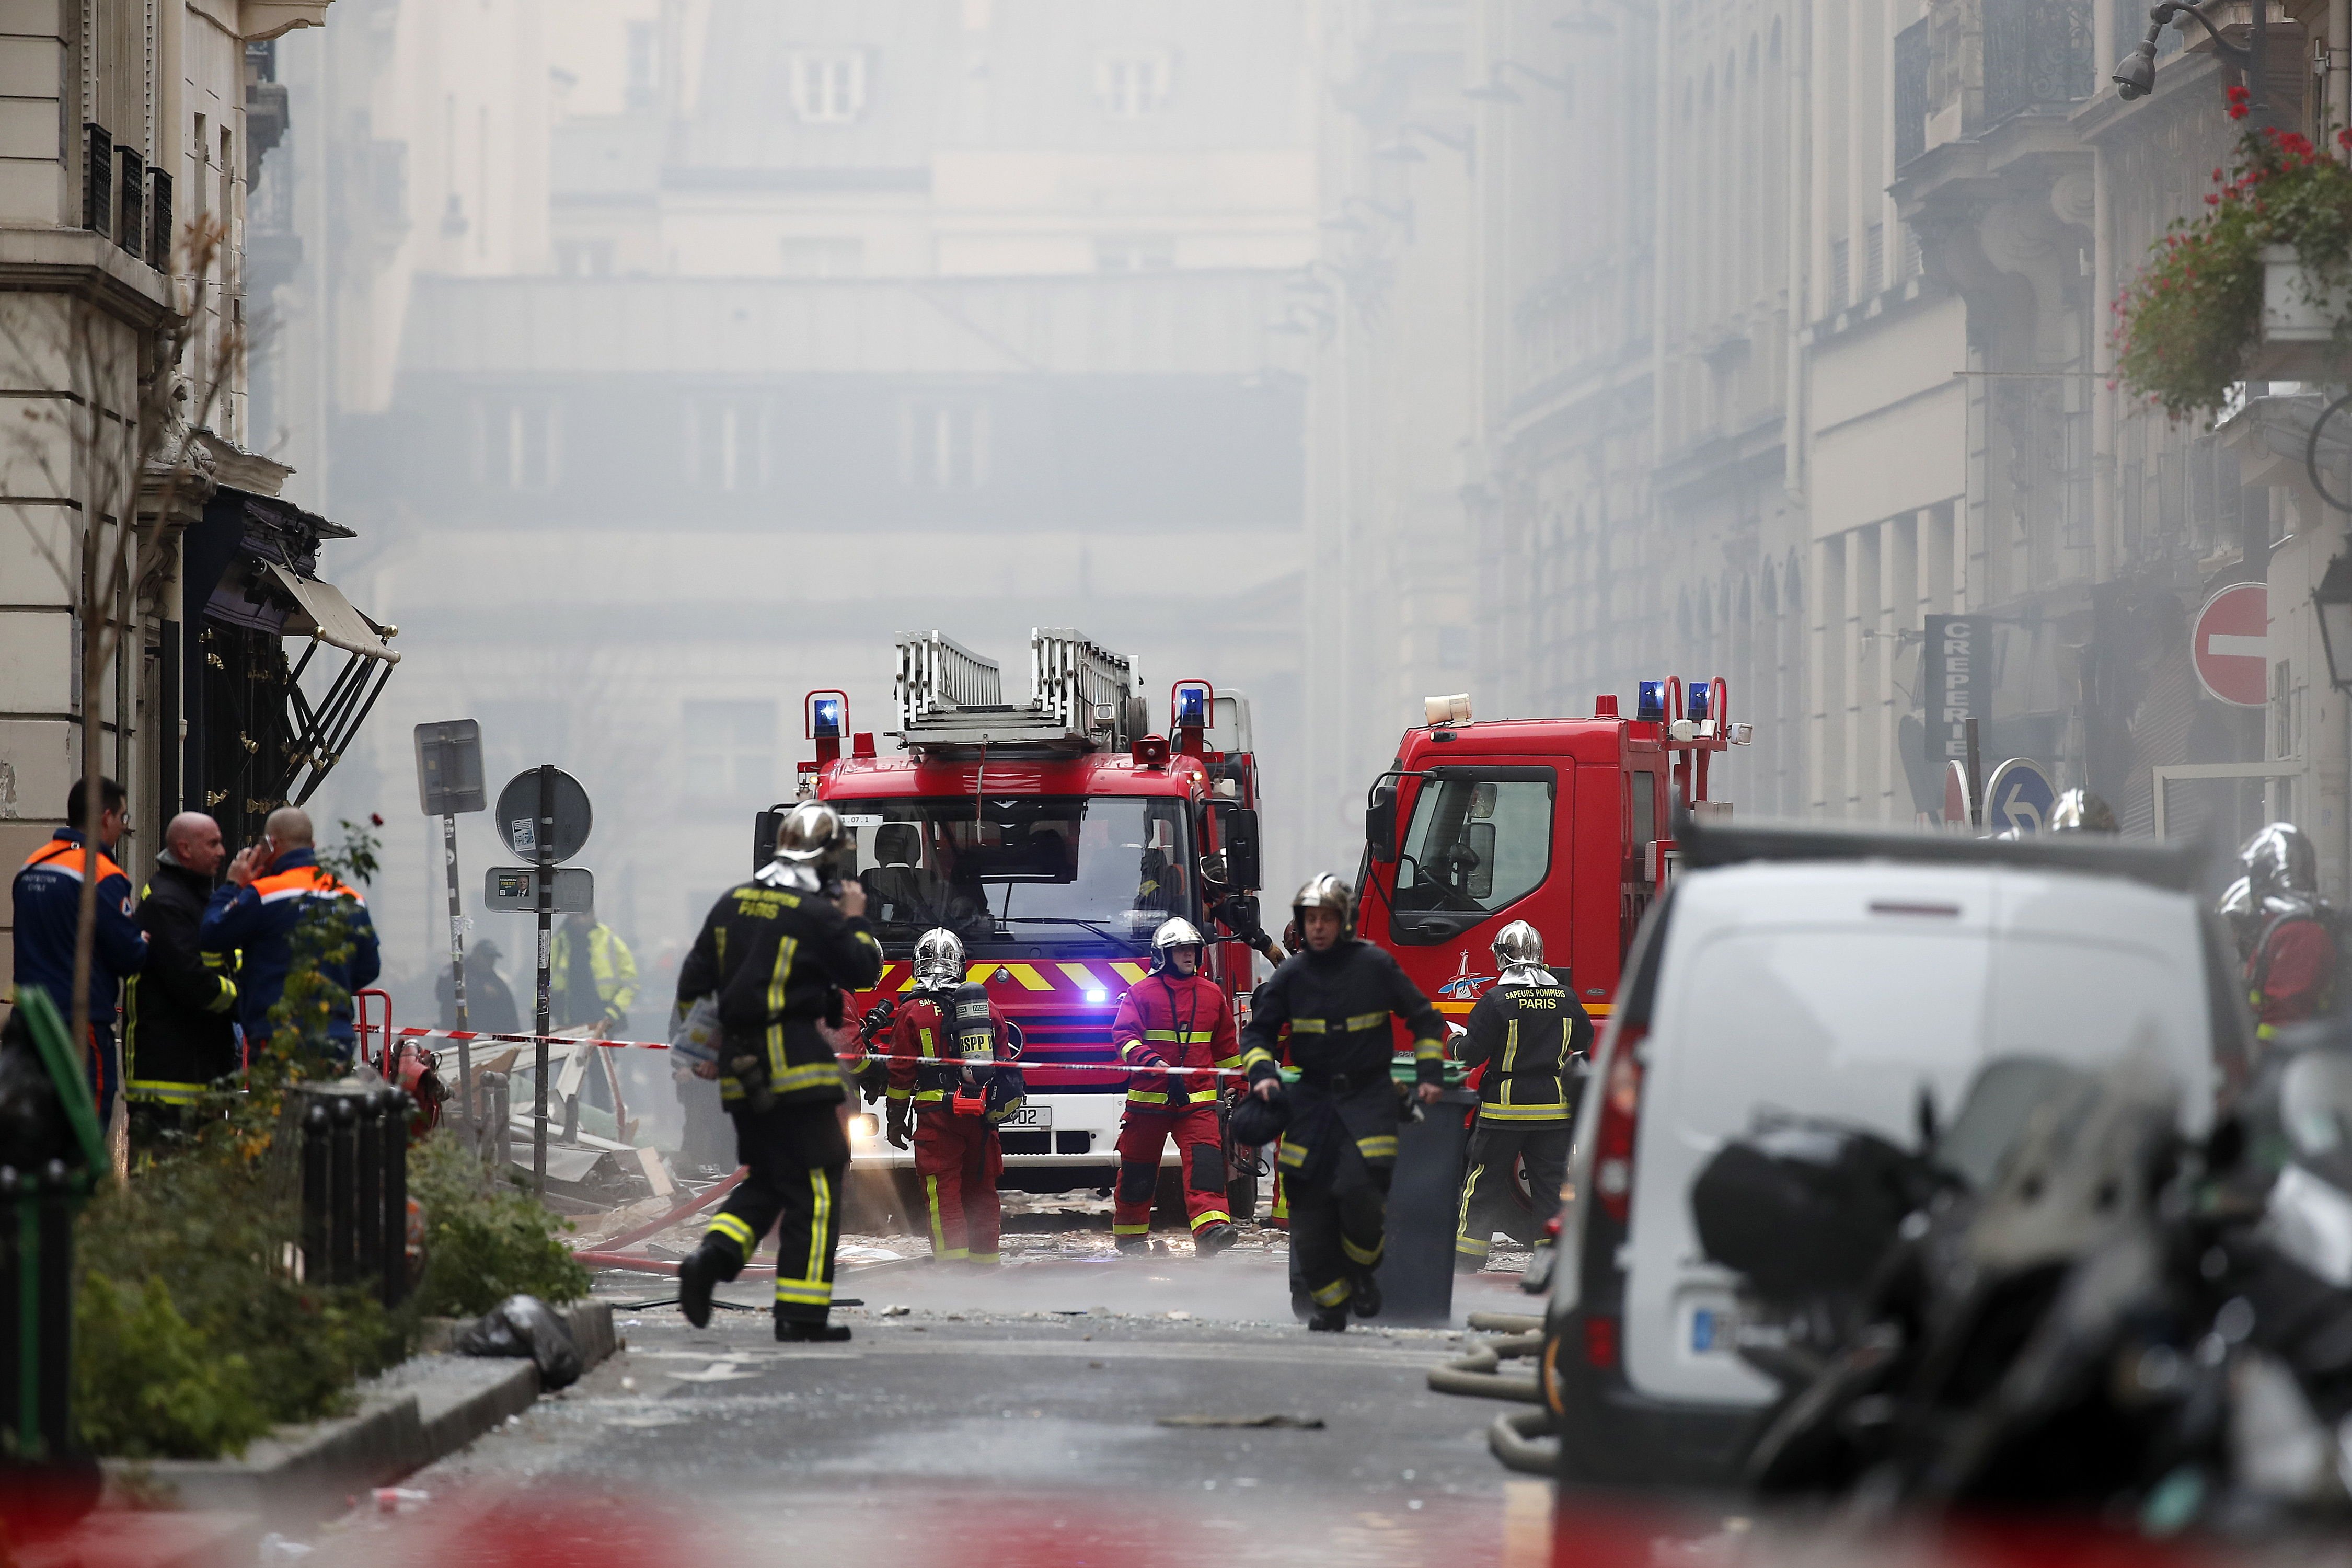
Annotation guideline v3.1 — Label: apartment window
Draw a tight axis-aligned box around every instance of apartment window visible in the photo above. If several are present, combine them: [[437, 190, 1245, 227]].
[[1904, 226, 1924, 279], [787, 50, 867, 124], [684, 397, 766, 493], [475, 398, 562, 490], [683, 701, 777, 799], [1828, 237, 1850, 313], [779, 236, 864, 278], [1094, 234, 1173, 272], [900, 399, 990, 492], [1097, 52, 1172, 117], [1865, 225, 1885, 298], [627, 22, 660, 110], [555, 239, 614, 277]]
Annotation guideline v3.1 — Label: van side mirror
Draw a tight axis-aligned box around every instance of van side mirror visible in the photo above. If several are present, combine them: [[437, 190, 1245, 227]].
[[1366, 781, 1398, 864], [1223, 807, 1262, 890]]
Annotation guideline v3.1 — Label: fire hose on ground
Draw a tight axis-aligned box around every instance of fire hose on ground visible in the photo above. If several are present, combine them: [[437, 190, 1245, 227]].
[[1426, 1311, 1562, 1476]]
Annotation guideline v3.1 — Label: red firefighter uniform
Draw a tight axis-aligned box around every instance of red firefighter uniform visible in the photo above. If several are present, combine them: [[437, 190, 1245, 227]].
[[1111, 970, 1240, 1244], [886, 985, 1019, 1265], [2248, 907, 2339, 1042]]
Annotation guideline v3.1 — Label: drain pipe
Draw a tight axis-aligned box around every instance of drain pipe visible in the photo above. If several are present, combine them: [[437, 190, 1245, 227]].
[[2334, 0, 2350, 149]]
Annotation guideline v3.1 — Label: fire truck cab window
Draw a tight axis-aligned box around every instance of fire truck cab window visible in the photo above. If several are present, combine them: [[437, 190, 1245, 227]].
[[1391, 768, 1555, 944], [839, 797, 1193, 949]]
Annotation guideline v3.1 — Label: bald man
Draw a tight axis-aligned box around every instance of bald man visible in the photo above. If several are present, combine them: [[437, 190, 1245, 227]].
[[126, 812, 241, 1140], [200, 806, 381, 1059]]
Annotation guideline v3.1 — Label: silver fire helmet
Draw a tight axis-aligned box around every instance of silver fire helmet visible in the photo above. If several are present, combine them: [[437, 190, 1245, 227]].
[[774, 800, 847, 864], [1492, 920, 1551, 986], [1149, 917, 1206, 974], [1292, 874, 1353, 938], [2048, 789, 2118, 834], [913, 928, 966, 990]]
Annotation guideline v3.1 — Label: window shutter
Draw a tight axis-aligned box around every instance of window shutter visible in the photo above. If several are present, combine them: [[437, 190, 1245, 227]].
[[83, 124, 112, 236]]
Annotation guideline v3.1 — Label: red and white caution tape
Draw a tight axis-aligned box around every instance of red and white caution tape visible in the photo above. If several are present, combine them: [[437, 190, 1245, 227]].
[[388, 1026, 1252, 1079]]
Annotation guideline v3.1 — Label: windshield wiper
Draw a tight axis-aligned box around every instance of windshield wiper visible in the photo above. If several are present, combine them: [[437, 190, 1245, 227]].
[[997, 916, 1137, 944]]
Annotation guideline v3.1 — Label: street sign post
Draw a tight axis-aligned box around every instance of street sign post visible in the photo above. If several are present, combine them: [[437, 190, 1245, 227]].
[[495, 766, 591, 1195], [414, 720, 487, 1143], [2193, 582, 2269, 708], [1985, 756, 2058, 834]]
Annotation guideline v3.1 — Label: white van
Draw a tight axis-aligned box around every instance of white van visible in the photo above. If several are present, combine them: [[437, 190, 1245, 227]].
[[1541, 824, 2253, 1487]]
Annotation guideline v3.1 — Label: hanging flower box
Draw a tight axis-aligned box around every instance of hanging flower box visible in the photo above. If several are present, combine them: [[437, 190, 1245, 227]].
[[2252, 244, 2352, 382]]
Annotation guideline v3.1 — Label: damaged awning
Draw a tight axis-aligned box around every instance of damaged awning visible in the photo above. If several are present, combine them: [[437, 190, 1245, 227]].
[[266, 562, 400, 664]]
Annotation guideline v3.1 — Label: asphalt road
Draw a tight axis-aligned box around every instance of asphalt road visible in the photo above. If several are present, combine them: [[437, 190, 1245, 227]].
[[306, 1249, 1560, 1568]]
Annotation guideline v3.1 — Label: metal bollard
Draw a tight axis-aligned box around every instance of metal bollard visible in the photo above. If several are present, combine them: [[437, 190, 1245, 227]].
[[382, 1091, 411, 1307], [354, 1091, 384, 1299], [0, 1163, 82, 1463], [300, 1099, 330, 1282], [328, 1096, 359, 1286]]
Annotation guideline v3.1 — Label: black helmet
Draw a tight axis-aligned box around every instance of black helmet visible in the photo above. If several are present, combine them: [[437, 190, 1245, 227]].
[[1228, 1086, 1288, 1148]]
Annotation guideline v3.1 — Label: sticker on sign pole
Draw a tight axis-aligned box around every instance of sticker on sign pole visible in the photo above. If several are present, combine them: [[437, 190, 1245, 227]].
[[2192, 582, 2268, 708]]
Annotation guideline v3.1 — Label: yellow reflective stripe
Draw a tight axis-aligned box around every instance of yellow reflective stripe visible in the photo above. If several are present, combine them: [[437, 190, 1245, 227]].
[[1457, 1161, 1483, 1243], [1412, 1039, 1445, 1061], [708, 1212, 756, 1252], [1310, 1276, 1352, 1306], [1477, 1101, 1571, 1122], [804, 1167, 832, 1286], [1343, 1233, 1384, 1266], [205, 977, 238, 1013], [1215, 1056, 1241, 1070], [1345, 1012, 1388, 1031], [1289, 1018, 1328, 1034], [1187, 1210, 1232, 1231], [1143, 1030, 1217, 1044], [967, 1252, 1001, 1265], [1502, 1019, 1519, 1081], [1239, 1047, 1275, 1071], [124, 1080, 209, 1105], [972, 962, 1052, 992], [1112, 1221, 1150, 1236], [1277, 1138, 1308, 1168], [774, 1278, 834, 1306], [773, 1061, 846, 1094], [1456, 1236, 1493, 1256], [1355, 1135, 1398, 1160], [1117, 1039, 1155, 1062], [925, 1175, 949, 1256], [1127, 1090, 1171, 1104], [913, 1089, 948, 1103], [1110, 961, 1148, 984], [885, 1086, 911, 1102]]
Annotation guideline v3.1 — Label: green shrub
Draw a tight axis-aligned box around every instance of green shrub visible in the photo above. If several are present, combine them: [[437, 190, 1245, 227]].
[[74, 1275, 270, 1460], [407, 1129, 589, 1319]]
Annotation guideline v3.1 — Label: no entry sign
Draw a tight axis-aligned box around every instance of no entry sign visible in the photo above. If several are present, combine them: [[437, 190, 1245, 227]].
[[2192, 583, 2268, 708]]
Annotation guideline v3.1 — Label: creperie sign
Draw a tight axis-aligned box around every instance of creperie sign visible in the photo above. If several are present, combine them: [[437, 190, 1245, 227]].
[[1925, 614, 1984, 765]]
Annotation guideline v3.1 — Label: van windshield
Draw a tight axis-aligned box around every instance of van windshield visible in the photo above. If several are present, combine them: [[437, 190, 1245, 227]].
[[836, 796, 1192, 948], [1390, 767, 1555, 944]]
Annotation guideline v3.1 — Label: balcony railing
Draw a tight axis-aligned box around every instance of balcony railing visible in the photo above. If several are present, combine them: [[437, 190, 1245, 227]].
[[1983, 0, 2093, 122]]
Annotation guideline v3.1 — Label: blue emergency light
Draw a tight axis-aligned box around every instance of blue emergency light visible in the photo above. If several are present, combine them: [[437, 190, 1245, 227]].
[[1687, 684, 1710, 722], [807, 693, 845, 740], [1636, 681, 1668, 723], [1176, 686, 1209, 728]]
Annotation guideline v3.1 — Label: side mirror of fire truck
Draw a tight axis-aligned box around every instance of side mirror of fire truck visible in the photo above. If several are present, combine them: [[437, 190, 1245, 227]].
[[1366, 781, 1399, 865], [1223, 806, 1263, 890]]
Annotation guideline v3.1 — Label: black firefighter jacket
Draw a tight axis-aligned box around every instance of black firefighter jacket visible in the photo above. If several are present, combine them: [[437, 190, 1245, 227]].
[[1457, 970, 1592, 1124], [677, 870, 885, 1111], [125, 859, 240, 1104]]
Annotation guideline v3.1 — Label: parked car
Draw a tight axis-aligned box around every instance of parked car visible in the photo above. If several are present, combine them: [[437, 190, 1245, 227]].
[[1539, 818, 2253, 1488]]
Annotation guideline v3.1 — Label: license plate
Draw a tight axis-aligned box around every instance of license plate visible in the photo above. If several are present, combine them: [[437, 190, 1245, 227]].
[[999, 1104, 1052, 1131], [1691, 1306, 1732, 1353]]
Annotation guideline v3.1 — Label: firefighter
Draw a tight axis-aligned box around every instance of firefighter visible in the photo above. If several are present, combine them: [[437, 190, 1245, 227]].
[[1201, 850, 1285, 966], [1450, 920, 1589, 1273], [2048, 789, 2118, 833], [885, 928, 1024, 1266], [1111, 918, 1242, 1257], [2238, 822, 2339, 1045], [1239, 875, 1445, 1331], [674, 801, 885, 1341], [124, 812, 240, 1145], [11, 776, 147, 1126], [200, 807, 381, 1059], [549, 905, 639, 1033]]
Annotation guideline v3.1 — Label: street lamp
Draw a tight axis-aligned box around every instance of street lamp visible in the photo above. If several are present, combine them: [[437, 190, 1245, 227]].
[[1373, 122, 1473, 162], [2313, 554, 2352, 691], [2113, 0, 2267, 124]]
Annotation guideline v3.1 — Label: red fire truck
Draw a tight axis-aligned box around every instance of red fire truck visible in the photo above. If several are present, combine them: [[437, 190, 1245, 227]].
[[1353, 681, 1750, 1228], [776, 629, 1271, 1221]]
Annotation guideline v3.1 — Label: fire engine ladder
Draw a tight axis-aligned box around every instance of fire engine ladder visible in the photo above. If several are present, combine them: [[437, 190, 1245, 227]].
[[892, 629, 1138, 755]]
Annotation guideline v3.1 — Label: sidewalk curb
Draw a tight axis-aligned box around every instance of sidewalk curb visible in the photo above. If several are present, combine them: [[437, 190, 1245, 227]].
[[98, 1300, 614, 1527]]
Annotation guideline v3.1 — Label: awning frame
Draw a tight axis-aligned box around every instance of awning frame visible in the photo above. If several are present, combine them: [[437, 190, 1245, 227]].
[[266, 563, 400, 808]]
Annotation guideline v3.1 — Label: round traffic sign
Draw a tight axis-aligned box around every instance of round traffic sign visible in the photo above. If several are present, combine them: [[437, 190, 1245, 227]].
[[1984, 757, 2057, 834], [494, 767, 593, 863], [2192, 582, 2268, 708], [1942, 760, 1973, 826]]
